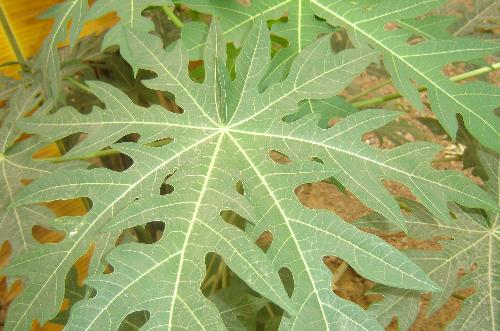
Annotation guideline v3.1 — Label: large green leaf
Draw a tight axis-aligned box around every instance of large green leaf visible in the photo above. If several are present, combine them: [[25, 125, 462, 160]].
[[9, 20, 457, 330], [311, 0, 500, 153], [357, 149, 499, 330]]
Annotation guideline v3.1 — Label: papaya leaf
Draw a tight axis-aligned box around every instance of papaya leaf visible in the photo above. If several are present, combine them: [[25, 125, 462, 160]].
[[36, 0, 88, 101], [311, 0, 500, 152], [0, 84, 80, 260], [179, 0, 334, 87], [13, 18, 500, 330], [85, 0, 172, 74], [357, 149, 499, 330]]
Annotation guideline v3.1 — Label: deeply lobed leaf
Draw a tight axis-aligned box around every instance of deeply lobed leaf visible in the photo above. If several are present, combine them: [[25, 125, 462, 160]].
[[311, 0, 500, 152], [36, 0, 88, 101], [0, 84, 76, 260], [7, 19, 467, 330], [357, 149, 499, 330], [84, 0, 172, 74]]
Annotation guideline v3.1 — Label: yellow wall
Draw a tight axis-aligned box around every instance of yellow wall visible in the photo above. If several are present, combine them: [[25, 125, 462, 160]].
[[0, 0, 118, 76]]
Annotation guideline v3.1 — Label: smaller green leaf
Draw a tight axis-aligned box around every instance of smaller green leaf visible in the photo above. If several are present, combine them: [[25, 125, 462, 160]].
[[209, 278, 268, 330], [0, 84, 74, 259], [85, 0, 172, 73], [37, 0, 88, 100], [358, 150, 500, 331], [311, 0, 500, 152]]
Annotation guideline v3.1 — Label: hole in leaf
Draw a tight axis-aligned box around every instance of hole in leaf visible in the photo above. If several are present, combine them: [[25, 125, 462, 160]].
[[48, 132, 87, 155], [406, 35, 425, 45], [255, 230, 273, 253], [159, 173, 175, 196], [235, 180, 245, 195], [188, 60, 205, 82], [201, 253, 232, 296], [310, 156, 324, 164], [156, 92, 184, 114], [31, 140, 73, 160], [146, 221, 165, 242], [384, 22, 400, 31], [117, 310, 150, 331], [149, 137, 174, 148], [278, 267, 294, 297], [54, 266, 85, 317], [101, 153, 134, 172], [0, 241, 11, 268], [133, 222, 164, 244], [104, 264, 114, 274], [73, 244, 96, 286], [324, 256, 373, 307], [87, 287, 97, 299], [295, 182, 371, 222], [220, 210, 247, 230], [269, 150, 291, 164], [237, 0, 251, 6], [160, 183, 174, 195], [331, 29, 353, 53], [32, 225, 65, 244], [41, 197, 92, 217], [382, 180, 416, 201]]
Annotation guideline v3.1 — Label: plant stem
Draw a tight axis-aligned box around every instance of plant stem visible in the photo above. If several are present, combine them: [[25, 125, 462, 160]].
[[332, 262, 349, 289], [450, 61, 500, 81], [265, 304, 275, 318], [65, 77, 93, 94], [162, 5, 184, 28], [348, 78, 392, 102], [352, 61, 500, 108]]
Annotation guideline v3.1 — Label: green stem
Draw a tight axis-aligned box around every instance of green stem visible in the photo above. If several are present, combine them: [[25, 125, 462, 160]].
[[348, 78, 392, 102], [352, 62, 500, 109], [450, 61, 500, 81], [162, 5, 184, 28], [65, 77, 93, 94]]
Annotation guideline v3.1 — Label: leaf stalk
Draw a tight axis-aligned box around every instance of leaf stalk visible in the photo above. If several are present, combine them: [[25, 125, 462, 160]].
[[352, 61, 500, 108], [162, 5, 184, 28]]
